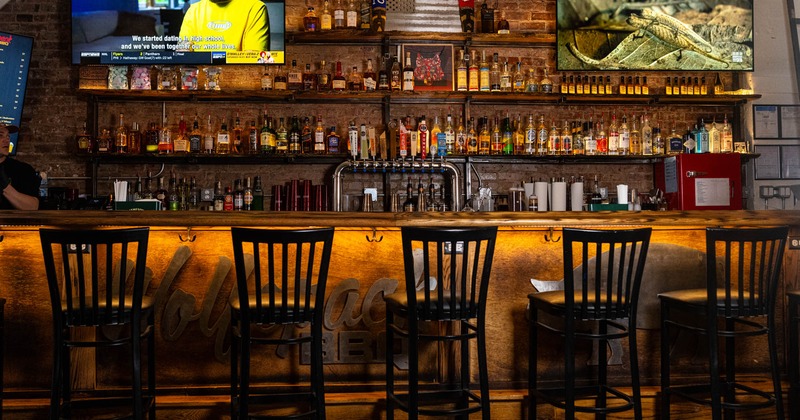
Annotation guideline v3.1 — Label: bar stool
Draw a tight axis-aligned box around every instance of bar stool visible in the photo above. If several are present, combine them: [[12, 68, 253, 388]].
[[39, 227, 155, 419], [384, 226, 497, 420], [229, 227, 334, 419], [659, 226, 788, 420], [790, 290, 800, 420], [527, 227, 652, 420]]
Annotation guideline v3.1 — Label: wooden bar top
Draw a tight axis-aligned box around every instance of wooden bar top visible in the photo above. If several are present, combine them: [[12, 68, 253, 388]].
[[0, 210, 797, 229]]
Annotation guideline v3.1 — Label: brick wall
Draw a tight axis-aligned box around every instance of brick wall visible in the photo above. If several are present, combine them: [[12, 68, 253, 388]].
[[1, 0, 735, 208]]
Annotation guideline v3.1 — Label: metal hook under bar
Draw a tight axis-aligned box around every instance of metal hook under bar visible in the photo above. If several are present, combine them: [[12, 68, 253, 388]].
[[179, 227, 197, 242], [366, 227, 383, 243], [544, 227, 561, 243]]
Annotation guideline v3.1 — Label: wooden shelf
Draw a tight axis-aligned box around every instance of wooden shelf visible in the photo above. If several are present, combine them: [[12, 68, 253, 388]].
[[287, 31, 556, 48]]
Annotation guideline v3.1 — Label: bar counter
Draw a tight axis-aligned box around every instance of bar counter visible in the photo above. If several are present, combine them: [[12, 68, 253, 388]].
[[0, 210, 797, 412]]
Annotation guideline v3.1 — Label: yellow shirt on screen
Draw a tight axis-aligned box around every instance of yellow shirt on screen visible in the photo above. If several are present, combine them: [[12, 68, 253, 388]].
[[180, 0, 269, 52]]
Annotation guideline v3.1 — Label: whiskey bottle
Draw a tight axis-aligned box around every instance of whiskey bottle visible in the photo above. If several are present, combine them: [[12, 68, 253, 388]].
[[233, 178, 244, 211], [243, 177, 254, 210], [248, 120, 258, 155], [479, 50, 490, 92], [76, 120, 93, 153], [572, 120, 584, 155], [456, 49, 468, 92], [665, 77, 672, 95], [288, 116, 302, 154], [371, 0, 386, 32], [346, 0, 358, 28], [332, 60, 347, 91], [363, 58, 377, 91], [333, 0, 346, 29], [458, 0, 475, 33], [320, 0, 333, 30], [513, 61, 525, 92], [216, 118, 230, 155], [641, 115, 653, 155], [467, 117, 478, 154], [301, 116, 313, 154], [605, 75, 612, 95], [145, 122, 159, 154], [468, 50, 479, 92], [317, 60, 331, 92], [607, 112, 619, 155], [128, 122, 141, 155], [260, 66, 273, 90], [700, 76, 708, 95], [287, 60, 303, 91], [213, 181, 224, 211], [259, 111, 271, 154], [618, 75, 626, 95], [314, 116, 327, 154], [115, 113, 128, 154], [642, 76, 649, 95], [478, 117, 490, 154], [445, 113, 455, 155], [348, 66, 363, 91], [302, 63, 317, 91], [497, 10, 509, 34], [390, 55, 401, 91], [513, 115, 525, 155], [359, 0, 371, 30], [713, 73, 724, 95], [576, 74, 584, 94], [189, 115, 202, 153], [327, 125, 341, 153], [158, 117, 173, 154], [489, 116, 502, 155], [173, 112, 189, 153], [273, 66, 288, 90], [539, 68, 553, 93], [252, 176, 264, 210], [583, 120, 596, 156], [304, 7, 319, 32], [618, 115, 630, 155], [97, 128, 111, 154], [377, 55, 390, 90], [479, 0, 494, 33], [275, 117, 288, 154], [402, 51, 415, 92]]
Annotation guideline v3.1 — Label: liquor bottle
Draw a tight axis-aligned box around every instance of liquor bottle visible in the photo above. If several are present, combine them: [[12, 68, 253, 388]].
[[618, 115, 630, 155], [480, 0, 494, 33], [128, 122, 141, 155], [642, 76, 649, 95], [513, 115, 525, 155], [155, 176, 169, 210], [539, 68, 553, 93], [402, 51, 415, 92], [213, 181, 224, 211], [596, 76, 604, 95], [314, 116, 327, 154], [548, 118, 560, 155], [231, 113, 243, 154], [115, 113, 128, 154], [499, 60, 512, 92], [477, 117, 490, 154], [634, 76, 642, 95], [158, 117, 173, 154], [371, 0, 386, 32], [583, 75, 590, 95], [459, 0, 475, 33], [605, 75, 612, 95], [260, 66, 273, 91], [489, 53, 501, 92], [390, 55, 401, 91], [524, 114, 535, 155], [223, 186, 234, 211], [359, 0, 371, 30], [608, 112, 619, 155], [252, 176, 264, 210], [700, 76, 707, 95], [488, 116, 501, 155], [456, 49, 468, 92], [273, 66, 288, 90], [187, 177, 200, 209], [583, 119, 596, 156], [713, 73, 724, 95], [653, 127, 665, 155], [680, 77, 688, 95], [560, 74, 568, 94], [97, 128, 111, 154], [696, 119, 709, 153], [641, 115, 653, 155], [248, 120, 258, 154], [467, 117, 478, 154], [496, 10, 509, 34], [302, 63, 317, 91], [576, 74, 584, 94], [568, 75, 576, 94], [288, 116, 302, 154], [348, 66, 363, 91], [76, 120, 93, 153], [591, 175, 602, 205], [332, 60, 347, 91], [441, 113, 455, 155], [683, 125, 697, 153], [276, 117, 288, 153], [301, 116, 313, 154], [317, 60, 331, 92], [203, 115, 215, 154], [167, 175, 180, 210], [304, 7, 319, 32], [363, 58, 377, 91], [455, 116, 467, 154], [596, 118, 607, 154], [693, 77, 701, 95], [216, 118, 230, 154], [243, 177, 254, 210], [189, 114, 202, 153], [259, 111, 270, 154], [418, 115, 428, 160], [377, 55, 390, 90], [346, 0, 358, 28], [572, 120, 584, 155], [327, 125, 341, 153], [287, 60, 303, 91], [498, 114, 511, 154], [590, 76, 598, 95], [233, 179, 244, 211], [402, 177, 416, 212], [429, 116, 442, 157], [468, 50, 479, 92], [536, 114, 547, 156], [721, 115, 733, 153], [513, 61, 525, 92], [561, 119, 572, 154], [526, 68, 538, 93], [320, 0, 333, 31], [619, 75, 626, 95], [668, 125, 683, 155], [173, 112, 189, 153], [333, 0, 346, 29], [628, 114, 640, 155], [479, 50, 490, 92], [665, 77, 672, 95]]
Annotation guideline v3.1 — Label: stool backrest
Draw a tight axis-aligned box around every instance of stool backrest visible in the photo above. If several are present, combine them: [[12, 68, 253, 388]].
[[39, 227, 150, 327], [563, 228, 652, 321], [231, 227, 335, 325], [401, 226, 497, 321], [705, 226, 788, 318]]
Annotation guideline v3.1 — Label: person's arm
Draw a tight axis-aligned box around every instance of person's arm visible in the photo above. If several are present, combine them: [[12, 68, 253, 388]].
[[2, 184, 39, 210], [242, 2, 269, 52]]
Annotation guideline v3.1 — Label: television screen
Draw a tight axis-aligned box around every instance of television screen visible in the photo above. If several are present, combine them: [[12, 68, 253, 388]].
[[72, 0, 285, 65], [0, 31, 33, 155], [556, 0, 753, 71]]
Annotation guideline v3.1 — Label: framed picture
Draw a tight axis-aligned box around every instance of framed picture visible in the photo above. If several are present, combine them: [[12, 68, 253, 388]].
[[401, 44, 454, 91], [754, 145, 781, 180]]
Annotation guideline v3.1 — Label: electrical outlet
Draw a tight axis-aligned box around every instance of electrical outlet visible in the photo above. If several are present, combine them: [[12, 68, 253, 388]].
[[67, 244, 91, 254], [201, 188, 213, 201], [790, 237, 800, 250]]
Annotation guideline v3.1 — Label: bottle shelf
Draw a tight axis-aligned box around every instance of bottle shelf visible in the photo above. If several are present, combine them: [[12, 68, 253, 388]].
[[287, 31, 556, 48]]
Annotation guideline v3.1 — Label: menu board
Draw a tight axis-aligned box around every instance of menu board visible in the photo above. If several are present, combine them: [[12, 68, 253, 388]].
[[0, 31, 33, 155]]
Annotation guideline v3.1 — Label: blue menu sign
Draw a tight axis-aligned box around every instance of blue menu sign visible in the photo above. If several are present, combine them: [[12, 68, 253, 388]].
[[0, 31, 33, 155]]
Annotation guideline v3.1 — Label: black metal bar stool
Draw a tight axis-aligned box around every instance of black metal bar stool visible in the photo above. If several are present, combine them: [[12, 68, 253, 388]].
[[40, 227, 155, 419], [384, 226, 497, 420], [527, 227, 652, 420], [229, 227, 334, 419], [788, 290, 800, 420], [659, 226, 788, 420]]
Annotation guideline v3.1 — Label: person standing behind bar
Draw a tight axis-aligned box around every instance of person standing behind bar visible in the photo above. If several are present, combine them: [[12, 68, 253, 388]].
[[179, 0, 270, 52], [0, 123, 40, 210]]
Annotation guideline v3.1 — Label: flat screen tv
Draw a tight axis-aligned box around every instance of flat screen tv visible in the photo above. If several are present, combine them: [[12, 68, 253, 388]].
[[72, 0, 285, 65], [0, 31, 33, 156], [556, 0, 753, 71]]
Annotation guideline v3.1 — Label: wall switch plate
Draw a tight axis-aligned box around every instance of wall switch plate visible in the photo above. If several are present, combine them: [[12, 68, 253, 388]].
[[790, 237, 800, 250], [201, 188, 213, 201]]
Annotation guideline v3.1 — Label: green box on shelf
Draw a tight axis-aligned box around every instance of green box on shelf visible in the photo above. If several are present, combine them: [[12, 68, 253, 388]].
[[114, 200, 162, 211], [587, 203, 629, 212]]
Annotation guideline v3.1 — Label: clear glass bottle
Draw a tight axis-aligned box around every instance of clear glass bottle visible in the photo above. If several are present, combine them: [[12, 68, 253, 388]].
[[260, 65, 273, 90], [363, 58, 377, 91], [513, 61, 525, 92], [618, 115, 630, 156], [402, 51, 414, 92], [456, 49, 468, 92], [348, 66, 363, 91], [489, 53, 501, 92], [346, 0, 358, 28], [641, 115, 653, 155], [333, 0, 346, 29], [276, 117, 288, 153], [158, 117, 173, 154], [721, 115, 733, 152], [317, 60, 331, 92], [539, 68, 553, 93], [468, 50, 480, 92], [499, 60, 512, 92], [215, 118, 230, 155], [320, 0, 333, 30], [314, 116, 327, 154], [525, 68, 539, 93], [115, 112, 128, 154]]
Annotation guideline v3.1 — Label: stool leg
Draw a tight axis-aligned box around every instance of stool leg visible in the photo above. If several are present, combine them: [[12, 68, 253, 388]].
[[598, 320, 608, 420], [311, 318, 326, 420], [408, 318, 418, 420], [132, 322, 143, 419], [230, 318, 239, 420], [528, 308, 538, 420], [723, 317, 735, 419], [148, 311, 156, 419], [767, 312, 784, 420], [629, 319, 642, 420], [385, 311, 394, 420], [790, 300, 800, 420], [564, 315, 575, 419], [50, 326, 63, 420], [458, 321, 469, 418], [660, 301, 671, 420], [477, 318, 490, 420], [239, 323, 251, 420], [708, 313, 722, 420]]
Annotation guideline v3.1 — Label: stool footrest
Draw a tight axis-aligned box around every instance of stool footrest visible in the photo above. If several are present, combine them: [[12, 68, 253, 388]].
[[667, 382, 777, 411], [532, 385, 635, 414], [388, 388, 485, 417]]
